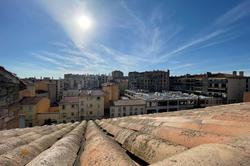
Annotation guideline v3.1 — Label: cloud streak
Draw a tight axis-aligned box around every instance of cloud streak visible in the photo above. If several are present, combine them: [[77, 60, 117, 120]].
[[24, 0, 250, 77]]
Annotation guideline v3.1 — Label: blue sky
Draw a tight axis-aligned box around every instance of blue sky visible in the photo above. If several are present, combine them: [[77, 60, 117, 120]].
[[0, 0, 250, 78]]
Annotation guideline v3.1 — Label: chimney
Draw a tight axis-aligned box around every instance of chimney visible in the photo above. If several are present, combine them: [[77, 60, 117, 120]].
[[239, 71, 244, 77], [233, 71, 237, 77]]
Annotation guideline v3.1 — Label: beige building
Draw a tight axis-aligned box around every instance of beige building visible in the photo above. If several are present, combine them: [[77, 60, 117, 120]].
[[79, 90, 105, 120], [19, 97, 50, 127], [59, 96, 79, 123], [102, 82, 119, 109], [110, 99, 146, 118], [115, 78, 129, 95]]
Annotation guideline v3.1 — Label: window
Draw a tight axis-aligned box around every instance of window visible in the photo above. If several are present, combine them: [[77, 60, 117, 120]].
[[89, 111, 93, 115], [71, 105, 74, 108], [97, 97, 100, 100], [71, 112, 74, 116], [81, 108, 84, 112], [89, 104, 93, 108], [81, 101, 84, 105]]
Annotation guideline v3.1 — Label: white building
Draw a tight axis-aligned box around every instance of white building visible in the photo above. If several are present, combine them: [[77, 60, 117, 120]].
[[125, 90, 220, 113], [110, 99, 146, 118]]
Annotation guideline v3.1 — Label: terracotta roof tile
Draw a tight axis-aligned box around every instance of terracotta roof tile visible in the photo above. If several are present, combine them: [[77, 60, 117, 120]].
[[0, 103, 250, 165]]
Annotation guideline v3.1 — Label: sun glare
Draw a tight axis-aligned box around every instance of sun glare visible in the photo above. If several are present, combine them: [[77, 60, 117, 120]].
[[75, 15, 93, 31]]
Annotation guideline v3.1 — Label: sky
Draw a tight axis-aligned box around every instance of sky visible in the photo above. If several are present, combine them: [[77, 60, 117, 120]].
[[0, 0, 250, 78]]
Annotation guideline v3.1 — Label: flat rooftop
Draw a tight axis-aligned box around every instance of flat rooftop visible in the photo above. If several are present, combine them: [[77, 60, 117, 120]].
[[126, 90, 211, 101], [0, 103, 250, 165]]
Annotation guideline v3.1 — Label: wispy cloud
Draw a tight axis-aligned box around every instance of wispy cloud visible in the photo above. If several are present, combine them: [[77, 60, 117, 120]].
[[159, 0, 250, 60], [213, 0, 250, 27], [24, 0, 250, 77]]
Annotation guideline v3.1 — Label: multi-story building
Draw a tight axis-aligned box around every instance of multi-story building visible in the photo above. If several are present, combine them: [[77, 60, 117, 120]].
[[110, 99, 146, 118], [55, 78, 64, 102], [79, 90, 105, 120], [112, 70, 124, 79], [125, 90, 219, 113], [59, 90, 105, 121], [98, 74, 110, 87], [59, 96, 79, 123], [102, 82, 119, 118], [19, 97, 50, 127], [64, 74, 100, 90], [113, 77, 129, 95], [102, 82, 120, 109], [170, 71, 250, 103], [128, 70, 170, 92]]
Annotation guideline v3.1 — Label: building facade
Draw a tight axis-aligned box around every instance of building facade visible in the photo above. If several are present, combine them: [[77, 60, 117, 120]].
[[59, 96, 79, 123], [112, 70, 124, 79], [110, 99, 146, 118], [19, 97, 50, 127], [64, 74, 104, 90], [170, 71, 250, 103], [128, 70, 170, 92], [102, 82, 120, 109], [79, 90, 105, 120]]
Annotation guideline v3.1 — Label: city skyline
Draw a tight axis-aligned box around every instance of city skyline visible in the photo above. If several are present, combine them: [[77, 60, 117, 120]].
[[0, 0, 250, 78]]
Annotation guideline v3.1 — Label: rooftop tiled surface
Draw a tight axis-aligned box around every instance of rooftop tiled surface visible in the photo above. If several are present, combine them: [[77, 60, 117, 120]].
[[0, 103, 250, 165]]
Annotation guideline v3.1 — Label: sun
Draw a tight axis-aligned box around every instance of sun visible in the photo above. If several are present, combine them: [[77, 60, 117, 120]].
[[75, 15, 93, 31]]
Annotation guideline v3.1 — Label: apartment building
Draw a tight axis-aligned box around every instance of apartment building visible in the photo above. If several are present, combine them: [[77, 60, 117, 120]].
[[56, 78, 64, 102], [112, 70, 124, 79], [79, 90, 105, 120], [170, 71, 250, 103], [59, 96, 79, 123], [102, 82, 120, 109], [128, 70, 170, 92], [19, 97, 50, 127], [64, 74, 106, 90], [110, 99, 146, 118]]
